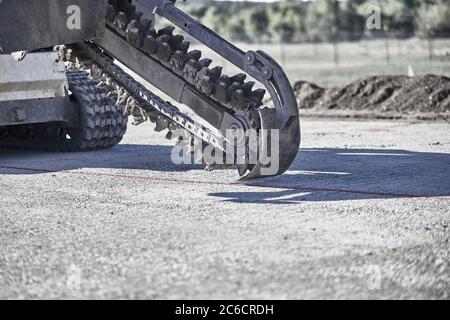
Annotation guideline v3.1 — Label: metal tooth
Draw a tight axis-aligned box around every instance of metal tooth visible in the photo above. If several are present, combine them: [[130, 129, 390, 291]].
[[106, 4, 116, 23], [146, 28, 157, 38], [169, 51, 187, 73], [227, 82, 244, 111], [156, 35, 172, 62], [165, 131, 173, 140], [214, 76, 230, 104], [160, 44, 175, 62], [195, 68, 214, 95], [146, 109, 160, 123], [126, 20, 142, 47], [209, 66, 222, 82], [241, 81, 255, 94], [116, 88, 129, 107], [132, 11, 143, 23], [218, 75, 230, 85], [106, 91, 118, 99], [231, 89, 247, 111], [114, 12, 128, 31], [158, 26, 175, 36], [140, 19, 153, 33], [120, 3, 136, 20], [186, 50, 201, 61], [183, 60, 201, 83], [109, 0, 118, 11], [156, 34, 171, 44], [198, 58, 212, 68], [178, 41, 190, 53], [230, 73, 247, 84], [251, 89, 266, 103], [154, 116, 168, 132], [229, 82, 242, 92], [143, 35, 157, 55], [168, 35, 184, 49]]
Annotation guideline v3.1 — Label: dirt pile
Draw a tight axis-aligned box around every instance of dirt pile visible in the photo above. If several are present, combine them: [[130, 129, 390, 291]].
[[292, 75, 450, 120]]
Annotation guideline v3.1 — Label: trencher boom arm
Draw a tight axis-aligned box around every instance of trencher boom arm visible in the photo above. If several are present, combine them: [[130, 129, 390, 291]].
[[148, 0, 301, 178], [0, 0, 300, 179]]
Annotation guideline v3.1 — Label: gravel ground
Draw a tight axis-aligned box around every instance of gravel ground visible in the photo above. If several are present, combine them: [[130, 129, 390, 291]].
[[0, 118, 449, 299]]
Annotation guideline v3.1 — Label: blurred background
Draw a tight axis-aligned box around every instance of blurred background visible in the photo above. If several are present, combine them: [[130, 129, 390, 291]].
[[176, 0, 450, 87]]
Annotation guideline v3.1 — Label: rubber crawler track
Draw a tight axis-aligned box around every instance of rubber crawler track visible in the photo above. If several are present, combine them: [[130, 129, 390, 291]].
[[0, 71, 127, 152]]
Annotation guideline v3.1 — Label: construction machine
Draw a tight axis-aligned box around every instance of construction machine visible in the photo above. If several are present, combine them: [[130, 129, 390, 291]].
[[0, 0, 300, 179]]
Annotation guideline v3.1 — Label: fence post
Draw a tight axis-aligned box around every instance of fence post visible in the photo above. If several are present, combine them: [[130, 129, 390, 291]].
[[427, 26, 434, 61], [332, 27, 339, 67], [384, 26, 390, 64]]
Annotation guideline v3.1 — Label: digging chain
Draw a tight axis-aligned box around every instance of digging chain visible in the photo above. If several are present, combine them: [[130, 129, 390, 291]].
[[105, 0, 264, 129], [60, 0, 270, 167], [62, 42, 235, 164]]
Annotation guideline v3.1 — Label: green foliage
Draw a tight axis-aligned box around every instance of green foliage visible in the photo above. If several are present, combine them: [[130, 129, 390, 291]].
[[177, 0, 450, 43], [416, 0, 450, 37]]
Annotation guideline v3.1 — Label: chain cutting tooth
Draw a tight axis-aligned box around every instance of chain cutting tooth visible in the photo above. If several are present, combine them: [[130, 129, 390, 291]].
[[251, 89, 266, 102], [241, 81, 255, 94], [170, 51, 187, 73], [209, 66, 223, 82], [106, 4, 116, 23], [198, 58, 212, 69], [106, 91, 118, 99], [154, 116, 169, 132], [177, 41, 190, 53], [117, 1, 136, 20], [165, 131, 173, 140], [109, 0, 118, 9], [231, 89, 247, 111], [158, 26, 175, 36], [116, 88, 129, 106], [215, 79, 230, 104], [229, 82, 241, 94], [132, 11, 143, 23], [143, 34, 157, 55], [195, 65, 221, 95], [186, 50, 201, 61], [183, 60, 201, 83], [231, 73, 247, 84], [155, 35, 172, 62], [126, 20, 142, 47], [168, 35, 184, 49], [114, 12, 128, 31]]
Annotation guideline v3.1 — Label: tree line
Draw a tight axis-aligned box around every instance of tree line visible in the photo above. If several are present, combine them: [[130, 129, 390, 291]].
[[178, 0, 450, 43]]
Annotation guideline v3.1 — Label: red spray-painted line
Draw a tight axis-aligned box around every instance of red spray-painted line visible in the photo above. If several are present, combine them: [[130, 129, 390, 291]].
[[1, 165, 448, 199]]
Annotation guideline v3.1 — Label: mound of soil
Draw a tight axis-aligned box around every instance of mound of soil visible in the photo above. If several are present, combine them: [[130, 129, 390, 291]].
[[292, 75, 450, 120]]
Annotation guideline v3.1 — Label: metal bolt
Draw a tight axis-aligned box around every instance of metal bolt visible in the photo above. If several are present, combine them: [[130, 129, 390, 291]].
[[261, 66, 273, 80], [245, 51, 256, 66]]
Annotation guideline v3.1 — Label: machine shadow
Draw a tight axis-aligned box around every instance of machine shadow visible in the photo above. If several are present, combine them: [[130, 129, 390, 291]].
[[1, 145, 449, 203], [210, 148, 450, 203], [0, 144, 204, 173]]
